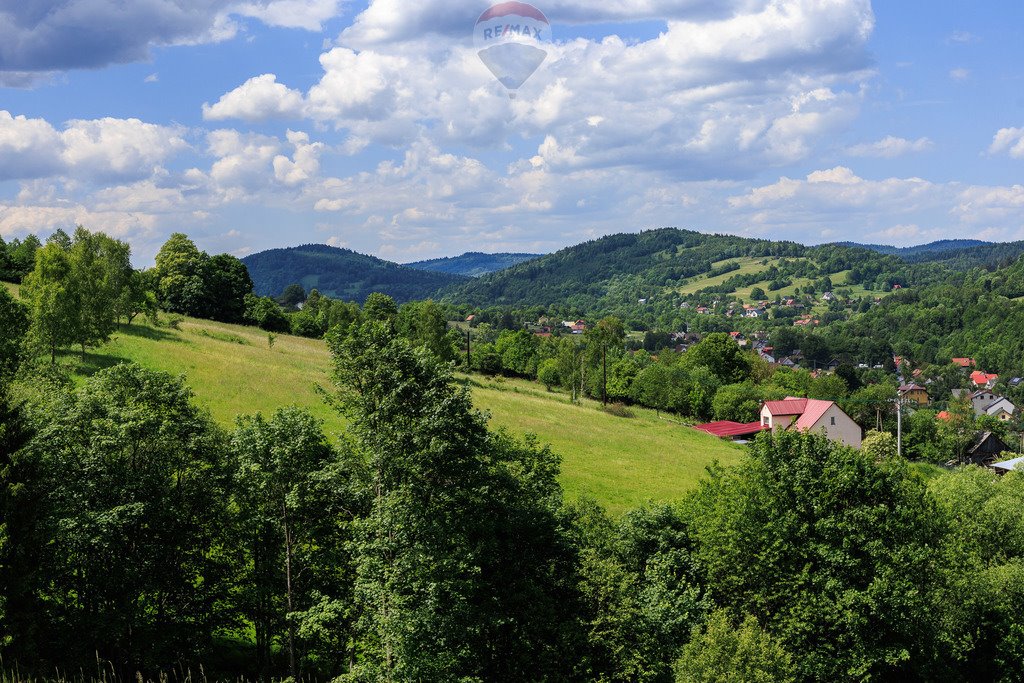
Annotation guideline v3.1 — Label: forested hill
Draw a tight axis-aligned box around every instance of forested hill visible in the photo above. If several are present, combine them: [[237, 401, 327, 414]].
[[443, 228, 902, 310], [835, 239, 989, 257], [242, 244, 468, 303], [405, 251, 541, 277]]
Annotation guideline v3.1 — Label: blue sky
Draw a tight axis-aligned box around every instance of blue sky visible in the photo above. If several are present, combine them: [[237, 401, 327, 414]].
[[1, 0, 1022, 265]]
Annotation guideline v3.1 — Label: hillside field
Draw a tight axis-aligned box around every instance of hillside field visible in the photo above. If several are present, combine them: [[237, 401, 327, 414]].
[[29, 309, 744, 514]]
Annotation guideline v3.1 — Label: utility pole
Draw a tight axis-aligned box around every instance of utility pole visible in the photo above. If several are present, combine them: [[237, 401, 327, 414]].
[[896, 399, 903, 458]]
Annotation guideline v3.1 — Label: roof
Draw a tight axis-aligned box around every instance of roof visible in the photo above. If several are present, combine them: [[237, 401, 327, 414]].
[[764, 398, 808, 416], [899, 384, 927, 393], [970, 370, 999, 386], [693, 421, 769, 438], [952, 357, 976, 368], [992, 457, 1024, 473], [936, 411, 952, 421], [794, 399, 836, 431]]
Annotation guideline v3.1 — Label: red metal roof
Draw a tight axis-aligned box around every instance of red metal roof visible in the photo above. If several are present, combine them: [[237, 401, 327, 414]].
[[794, 399, 835, 431], [763, 399, 808, 416], [693, 421, 768, 438]]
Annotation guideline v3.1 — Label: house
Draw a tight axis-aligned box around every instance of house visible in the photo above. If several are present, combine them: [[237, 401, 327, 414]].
[[991, 456, 1024, 475], [825, 358, 842, 372], [760, 397, 862, 448], [746, 308, 765, 318], [898, 384, 929, 406], [1010, 377, 1024, 388], [465, 314, 476, 323], [984, 397, 1017, 422], [952, 357, 976, 369], [821, 291, 836, 302], [696, 306, 709, 314], [961, 432, 1010, 466], [693, 421, 769, 441], [970, 370, 999, 388]]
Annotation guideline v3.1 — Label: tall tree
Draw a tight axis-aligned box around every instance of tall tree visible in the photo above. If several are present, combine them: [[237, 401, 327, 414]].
[[20, 240, 75, 363], [329, 321, 580, 681], [230, 407, 352, 679]]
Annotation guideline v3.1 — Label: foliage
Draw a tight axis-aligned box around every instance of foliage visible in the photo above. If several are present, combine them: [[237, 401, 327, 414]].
[[687, 431, 949, 681], [3, 364, 232, 673], [154, 233, 253, 322], [674, 611, 796, 683], [329, 321, 580, 681]]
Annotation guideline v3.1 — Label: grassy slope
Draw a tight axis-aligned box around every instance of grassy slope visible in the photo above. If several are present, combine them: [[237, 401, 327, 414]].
[[47, 313, 743, 515]]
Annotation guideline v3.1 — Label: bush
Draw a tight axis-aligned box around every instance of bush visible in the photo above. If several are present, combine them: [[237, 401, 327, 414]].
[[602, 402, 635, 418]]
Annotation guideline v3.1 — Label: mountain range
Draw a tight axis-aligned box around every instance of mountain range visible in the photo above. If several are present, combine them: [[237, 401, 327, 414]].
[[405, 252, 540, 277], [242, 232, 1024, 309]]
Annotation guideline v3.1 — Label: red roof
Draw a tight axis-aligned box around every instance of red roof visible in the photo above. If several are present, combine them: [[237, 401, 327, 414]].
[[936, 411, 952, 421], [693, 421, 768, 438], [763, 397, 837, 431], [970, 370, 998, 386], [794, 399, 834, 430], [763, 399, 808, 416], [952, 358, 976, 368]]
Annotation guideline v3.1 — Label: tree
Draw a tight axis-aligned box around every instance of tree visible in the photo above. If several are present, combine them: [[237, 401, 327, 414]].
[[362, 292, 398, 326], [397, 300, 457, 362], [537, 358, 560, 390], [686, 431, 949, 681], [277, 283, 307, 308], [244, 294, 290, 332], [683, 333, 750, 384], [20, 240, 75, 363], [231, 408, 350, 679], [495, 329, 541, 376], [712, 382, 762, 423], [328, 322, 579, 680], [202, 253, 254, 322], [4, 364, 232, 672], [0, 286, 29, 380], [154, 232, 206, 315], [674, 611, 796, 683], [750, 287, 767, 300]]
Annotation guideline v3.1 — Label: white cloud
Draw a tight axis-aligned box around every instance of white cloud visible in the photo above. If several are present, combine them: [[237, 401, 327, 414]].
[[989, 127, 1024, 159], [206, 0, 874, 180], [846, 135, 933, 158], [950, 67, 970, 81], [273, 131, 325, 186], [60, 117, 189, 182], [0, 111, 64, 180], [203, 74, 305, 121], [229, 0, 344, 31]]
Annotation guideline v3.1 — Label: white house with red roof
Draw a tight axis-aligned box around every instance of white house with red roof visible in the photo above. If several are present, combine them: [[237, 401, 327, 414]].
[[760, 397, 862, 449]]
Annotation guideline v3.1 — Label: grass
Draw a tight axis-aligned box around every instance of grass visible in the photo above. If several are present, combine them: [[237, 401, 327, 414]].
[[41, 314, 744, 515], [676, 257, 778, 295]]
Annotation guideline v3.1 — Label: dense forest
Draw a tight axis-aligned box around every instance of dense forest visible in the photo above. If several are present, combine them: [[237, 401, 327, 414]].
[[242, 244, 467, 303], [404, 251, 541, 277]]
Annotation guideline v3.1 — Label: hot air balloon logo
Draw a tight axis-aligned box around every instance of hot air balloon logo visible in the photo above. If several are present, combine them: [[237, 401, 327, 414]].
[[474, 2, 550, 98]]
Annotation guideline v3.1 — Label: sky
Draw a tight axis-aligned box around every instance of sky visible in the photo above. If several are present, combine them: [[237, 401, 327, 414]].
[[1, 0, 1023, 265]]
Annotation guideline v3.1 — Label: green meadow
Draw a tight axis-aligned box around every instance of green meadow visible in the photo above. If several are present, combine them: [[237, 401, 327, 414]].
[[28, 309, 744, 515]]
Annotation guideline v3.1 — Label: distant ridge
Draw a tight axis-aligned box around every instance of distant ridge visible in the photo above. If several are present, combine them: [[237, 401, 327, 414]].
[[241, 244, 468, 304], [833, 239, 989, 257], [405, 252, 541, 278]]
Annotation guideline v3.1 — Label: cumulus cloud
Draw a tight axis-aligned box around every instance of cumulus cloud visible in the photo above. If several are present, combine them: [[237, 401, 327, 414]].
[[0, 0, 345, 80], [950, 67, 971, 81], [203, 74, 305, 121], [990, 127, 1024, 159], [339, 0, 773, 48], [0, 111, 188, 183], [846, 135, 933, 158], [209, 0, 874, 182]]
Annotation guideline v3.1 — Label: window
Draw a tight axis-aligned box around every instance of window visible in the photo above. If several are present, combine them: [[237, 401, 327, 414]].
[[830, 416, 836, 426]]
